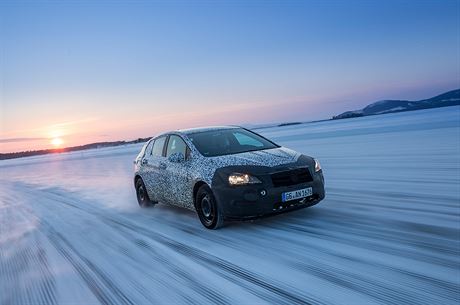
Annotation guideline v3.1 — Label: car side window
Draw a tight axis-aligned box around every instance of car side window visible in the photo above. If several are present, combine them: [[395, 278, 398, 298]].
[[144, 140, 155, 157], [166, 135, 187, 158], [151, 136, 167, 157], [233, 132, 264, 147]]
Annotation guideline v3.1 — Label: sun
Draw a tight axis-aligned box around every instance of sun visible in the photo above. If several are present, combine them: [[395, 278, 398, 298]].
[[51, 137, 64, 147]]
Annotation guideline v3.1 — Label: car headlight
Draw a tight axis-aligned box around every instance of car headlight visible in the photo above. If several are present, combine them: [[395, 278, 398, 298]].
[[314, 158, 322, 172], [228, 173, 262, 185]]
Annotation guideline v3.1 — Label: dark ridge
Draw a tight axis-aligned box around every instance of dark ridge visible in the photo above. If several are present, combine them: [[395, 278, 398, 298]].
[[0, 137, 151, 160]]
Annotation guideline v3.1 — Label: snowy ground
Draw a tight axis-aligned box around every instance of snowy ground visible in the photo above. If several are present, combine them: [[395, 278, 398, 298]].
[[1, 106, 459, 305]]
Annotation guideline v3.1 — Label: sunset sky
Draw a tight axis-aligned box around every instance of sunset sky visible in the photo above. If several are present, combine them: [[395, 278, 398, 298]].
[[1, 0, 459, 153]]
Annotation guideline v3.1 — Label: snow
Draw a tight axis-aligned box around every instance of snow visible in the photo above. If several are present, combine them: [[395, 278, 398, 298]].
[[1, 106, 459, 304], [375, 106, 407, 114]]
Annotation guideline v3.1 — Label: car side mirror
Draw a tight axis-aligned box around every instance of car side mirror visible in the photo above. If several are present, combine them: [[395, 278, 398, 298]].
[[168, 152, 185, 163]]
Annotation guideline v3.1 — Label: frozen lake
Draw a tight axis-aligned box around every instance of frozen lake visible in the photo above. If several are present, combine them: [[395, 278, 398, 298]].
[[1, 106, 459, 304]]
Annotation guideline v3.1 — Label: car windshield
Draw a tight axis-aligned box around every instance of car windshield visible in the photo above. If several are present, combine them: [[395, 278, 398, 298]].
[[188, 128, 278, 157]]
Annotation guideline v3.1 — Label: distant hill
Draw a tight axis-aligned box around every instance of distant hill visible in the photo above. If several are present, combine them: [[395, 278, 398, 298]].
[[332, 89, 460, 120]]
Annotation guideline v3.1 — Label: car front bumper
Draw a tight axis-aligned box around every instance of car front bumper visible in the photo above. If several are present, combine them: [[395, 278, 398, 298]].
[[212, 166, 325, 220]]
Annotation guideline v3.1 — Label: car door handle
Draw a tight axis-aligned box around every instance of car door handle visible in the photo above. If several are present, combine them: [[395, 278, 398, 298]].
[[159, 162, 167, 169]]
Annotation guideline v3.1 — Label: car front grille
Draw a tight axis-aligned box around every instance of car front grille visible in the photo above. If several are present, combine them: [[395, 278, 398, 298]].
[[270, 167, 313, 187]]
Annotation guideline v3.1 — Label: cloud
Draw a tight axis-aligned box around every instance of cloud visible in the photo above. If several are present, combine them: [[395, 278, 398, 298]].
[[0, 137, 47, 143]]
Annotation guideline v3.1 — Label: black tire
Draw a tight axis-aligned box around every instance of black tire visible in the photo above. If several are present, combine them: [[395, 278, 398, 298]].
[[196, 185, 224, 229], [135, 178, 153, 207]]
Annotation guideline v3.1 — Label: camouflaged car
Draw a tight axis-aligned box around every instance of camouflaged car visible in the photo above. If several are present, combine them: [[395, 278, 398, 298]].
[[134, 126, 325, 229]]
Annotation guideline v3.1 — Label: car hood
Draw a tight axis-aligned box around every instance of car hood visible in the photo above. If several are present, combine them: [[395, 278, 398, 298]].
[[209, 147, 300, 168]]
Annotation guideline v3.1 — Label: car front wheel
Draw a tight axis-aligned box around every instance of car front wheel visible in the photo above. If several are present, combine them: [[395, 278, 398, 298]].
[[196, 185, 224, 229], [135, 178, 153, 207]]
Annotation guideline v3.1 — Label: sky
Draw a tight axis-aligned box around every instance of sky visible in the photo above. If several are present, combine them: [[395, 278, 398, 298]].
[[1, 0, 459, 153]]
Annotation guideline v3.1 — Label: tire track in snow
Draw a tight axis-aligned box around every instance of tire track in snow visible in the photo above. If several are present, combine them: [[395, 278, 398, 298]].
[[1, 187, 134, 305], [13, 188, 211, 304], [105, 217, 319, 305], [5, 180, 460, 304], [125, 231, 235, 304], [42, 221, 135, 305], [255, 213, 460, 303], [0, 198, 57, 305], [275, 214, 459, 269], [31, 186, 322, 305]]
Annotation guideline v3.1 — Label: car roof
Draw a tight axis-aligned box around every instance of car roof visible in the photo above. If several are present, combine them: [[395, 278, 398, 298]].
[[176, 125, 241, 135]]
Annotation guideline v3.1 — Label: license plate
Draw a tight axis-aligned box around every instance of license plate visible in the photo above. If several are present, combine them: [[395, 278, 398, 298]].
[[282, 187, 312, 202]]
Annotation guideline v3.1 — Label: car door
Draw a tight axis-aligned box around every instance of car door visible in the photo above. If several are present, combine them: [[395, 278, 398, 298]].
[[163, 135, 194, 209], [143, 135, 168, 202]]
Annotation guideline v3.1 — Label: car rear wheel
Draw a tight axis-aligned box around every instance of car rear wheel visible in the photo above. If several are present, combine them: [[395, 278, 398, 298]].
[[135, 178, 153, 207], [196, 185, 224, 229]]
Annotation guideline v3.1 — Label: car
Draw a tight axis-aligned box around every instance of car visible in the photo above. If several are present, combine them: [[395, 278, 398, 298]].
[[133, 126, 325, 229]]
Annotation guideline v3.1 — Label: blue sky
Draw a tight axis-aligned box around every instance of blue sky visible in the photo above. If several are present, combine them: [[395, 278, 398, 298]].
[[1, 0, 459, 152]]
